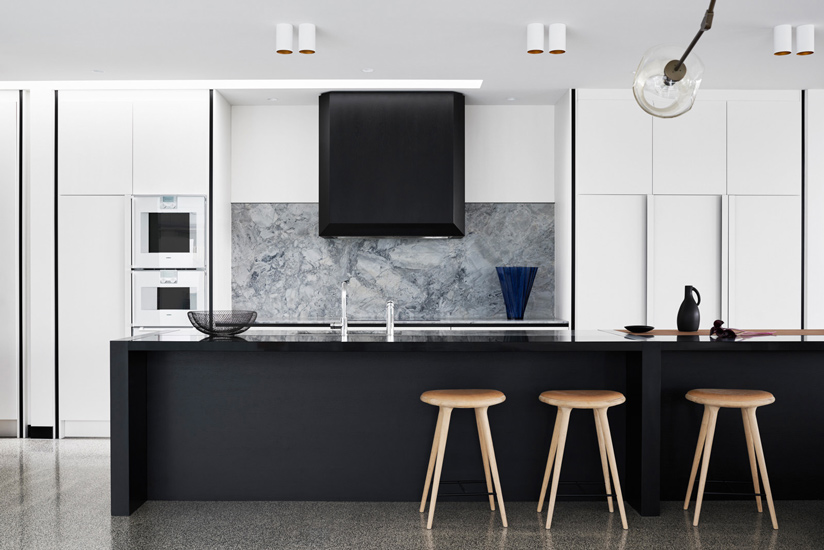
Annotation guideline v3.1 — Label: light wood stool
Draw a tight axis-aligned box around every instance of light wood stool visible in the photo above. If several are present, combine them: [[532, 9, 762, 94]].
[[684, 388, 778, 529], [419, 389, 507, 529], [537, 390, 628, 530]]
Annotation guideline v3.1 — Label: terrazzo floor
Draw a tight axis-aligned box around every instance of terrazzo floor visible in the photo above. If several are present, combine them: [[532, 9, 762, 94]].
[[1, 439, 822, 549]]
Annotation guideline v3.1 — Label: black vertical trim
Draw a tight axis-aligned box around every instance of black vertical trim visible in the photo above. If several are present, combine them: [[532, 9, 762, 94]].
[[53, 90, 59, 439], [802, 90, 806, 329], [18, 90, 24, 438], [571, 89, 577, 330], [208, 91, 214, 317]]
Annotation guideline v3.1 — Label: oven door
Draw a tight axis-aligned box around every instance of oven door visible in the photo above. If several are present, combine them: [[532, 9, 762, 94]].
[[132, 270, 206, 327], [133, 195, 206, 269]]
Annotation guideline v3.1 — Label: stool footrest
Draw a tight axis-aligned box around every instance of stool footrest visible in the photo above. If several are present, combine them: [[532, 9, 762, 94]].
[[438, 480, 495, 498]]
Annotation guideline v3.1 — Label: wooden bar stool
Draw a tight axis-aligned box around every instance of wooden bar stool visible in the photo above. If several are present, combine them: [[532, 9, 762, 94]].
[[419, 389, 507, 529], [684, 388, 778, 529], [537, 390, 628, 530]]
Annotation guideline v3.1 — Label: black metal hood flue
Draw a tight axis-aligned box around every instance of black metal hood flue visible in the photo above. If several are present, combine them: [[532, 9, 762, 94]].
[[319, 91, 465, 237]]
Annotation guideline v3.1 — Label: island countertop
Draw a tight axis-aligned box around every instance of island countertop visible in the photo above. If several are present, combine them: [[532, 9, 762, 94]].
[[111, 328, 824, 517]]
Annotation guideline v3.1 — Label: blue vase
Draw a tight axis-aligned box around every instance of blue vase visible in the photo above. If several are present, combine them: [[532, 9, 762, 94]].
[[496, 266, 538, 320]]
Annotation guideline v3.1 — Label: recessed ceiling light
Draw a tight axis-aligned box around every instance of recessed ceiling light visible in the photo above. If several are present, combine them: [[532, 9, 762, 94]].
[[362, 68, 374, 73], [266, 97, 278, 102], [507, 97, 517, 101]]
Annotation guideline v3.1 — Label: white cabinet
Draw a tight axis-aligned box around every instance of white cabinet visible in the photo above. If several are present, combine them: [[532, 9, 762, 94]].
[[652, 101, 726, 195], [133, 96, 210, 195], [58, 196, 130, 435], [727, 101, 801, 195], [57, 101, 133, 195], [576, 100, 652, 195], [0, 96, 18, 435], [576, 195, 647, 329], [729, 195, 801, 328], [650, 196, 723, 329]]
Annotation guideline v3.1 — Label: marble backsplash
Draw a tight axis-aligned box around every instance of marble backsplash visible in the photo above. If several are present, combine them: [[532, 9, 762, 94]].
[[232, 203, 554, 321]]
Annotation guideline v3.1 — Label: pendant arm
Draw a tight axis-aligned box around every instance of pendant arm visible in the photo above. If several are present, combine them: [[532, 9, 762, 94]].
[[672, 0, 716, 73]]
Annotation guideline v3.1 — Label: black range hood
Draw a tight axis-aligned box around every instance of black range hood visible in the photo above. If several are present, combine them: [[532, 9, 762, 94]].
[[319, 92, 465, 237]]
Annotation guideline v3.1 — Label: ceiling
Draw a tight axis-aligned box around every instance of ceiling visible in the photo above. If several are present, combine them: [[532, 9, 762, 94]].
[[2, 0, 823, 105]]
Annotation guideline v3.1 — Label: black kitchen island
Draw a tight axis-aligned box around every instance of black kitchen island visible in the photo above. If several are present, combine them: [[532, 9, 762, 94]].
[[110, 330, 824, 517]]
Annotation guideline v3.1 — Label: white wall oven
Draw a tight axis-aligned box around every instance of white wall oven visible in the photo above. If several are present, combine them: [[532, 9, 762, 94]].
[[132, 270, 206, 327], [132, 195, 206, 269]]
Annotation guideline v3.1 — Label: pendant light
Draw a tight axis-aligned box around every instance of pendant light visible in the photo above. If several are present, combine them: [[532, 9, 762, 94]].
[[633, 0, 716, 118]]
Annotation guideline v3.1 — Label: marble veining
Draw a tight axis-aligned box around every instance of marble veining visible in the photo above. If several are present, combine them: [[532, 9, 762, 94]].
[[232, 203, 554, 321]]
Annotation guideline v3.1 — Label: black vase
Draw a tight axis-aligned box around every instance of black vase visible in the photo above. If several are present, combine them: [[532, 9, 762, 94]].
[[677, 285, 701, 332]]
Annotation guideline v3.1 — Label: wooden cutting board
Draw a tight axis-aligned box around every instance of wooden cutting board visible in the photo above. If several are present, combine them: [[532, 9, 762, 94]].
[[618, 329, 824, 336]]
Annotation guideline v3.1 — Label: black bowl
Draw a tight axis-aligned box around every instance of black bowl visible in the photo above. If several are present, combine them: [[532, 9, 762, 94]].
[[624, 325, 654, 334], [188, 310, 257, 336]]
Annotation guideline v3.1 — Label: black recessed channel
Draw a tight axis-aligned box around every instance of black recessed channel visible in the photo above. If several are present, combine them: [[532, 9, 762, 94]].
[[319, 91, 465, 237], [157, 288, 191, 310], [148, 212, 191, 253]]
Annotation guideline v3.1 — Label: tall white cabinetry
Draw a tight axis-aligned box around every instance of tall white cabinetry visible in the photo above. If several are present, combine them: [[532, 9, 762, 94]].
[[0, 93, 19, 437], [56, 90, 209, 437], [574, 90, 801, 330]]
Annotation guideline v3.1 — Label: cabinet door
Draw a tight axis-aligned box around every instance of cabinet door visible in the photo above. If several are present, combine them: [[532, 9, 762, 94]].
[[577, 100, 652, 194], [58, 196, 129, 435], [0, 99, 17, 434], [652, 101, 726, 195], [58, 100, 132, 195], [729, 195, 801, 328], [651, 196, 723, 329], [576, 195, 647, 329], [727, 101, 801, 195], [133, 96, 209, 195]]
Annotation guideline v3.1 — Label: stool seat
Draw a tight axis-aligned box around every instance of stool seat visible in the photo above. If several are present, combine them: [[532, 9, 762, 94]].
[[539, 389, 626, 409], [421, 389, 506, 409], [686, 388, 775, 408]]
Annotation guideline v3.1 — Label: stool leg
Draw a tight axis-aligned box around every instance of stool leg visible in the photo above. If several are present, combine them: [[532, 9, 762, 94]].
[[476, 406, 507, 527], [420, 407, 444, 513], [693, 405, 719, 527], [684, 406, 711, 510], [545, 407, 571, 529], [741, 408, 763, 513], [594, 409, 614, 513], [537, 408, 564, 512], [746, 407, 778, 530], [596, 407, 628, 530], [426, 406, 453, 529], [475, 408, 496, 511]]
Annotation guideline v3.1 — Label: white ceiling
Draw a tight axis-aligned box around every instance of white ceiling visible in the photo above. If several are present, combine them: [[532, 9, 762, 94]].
[[2, 0, 823, 105]]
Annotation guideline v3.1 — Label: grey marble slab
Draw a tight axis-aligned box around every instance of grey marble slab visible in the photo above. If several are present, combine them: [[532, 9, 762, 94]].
[[232, 203, 554, 321]]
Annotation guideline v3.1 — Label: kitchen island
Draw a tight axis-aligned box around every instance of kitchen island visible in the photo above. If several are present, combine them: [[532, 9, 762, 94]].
[[111, 329, 824, 517]]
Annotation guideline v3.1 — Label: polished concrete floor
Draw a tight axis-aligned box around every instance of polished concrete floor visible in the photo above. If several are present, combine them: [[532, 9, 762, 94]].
[[1, 439, 822, 550]]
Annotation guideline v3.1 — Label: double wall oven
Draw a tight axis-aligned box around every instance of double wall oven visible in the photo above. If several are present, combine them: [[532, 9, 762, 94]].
[[131, 195, 207, 332]]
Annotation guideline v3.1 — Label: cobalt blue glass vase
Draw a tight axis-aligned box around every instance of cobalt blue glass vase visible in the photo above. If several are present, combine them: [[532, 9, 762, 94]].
[[496, 266, 538, 320]]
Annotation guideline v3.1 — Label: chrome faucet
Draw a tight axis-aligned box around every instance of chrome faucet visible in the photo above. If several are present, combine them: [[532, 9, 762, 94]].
[[386, 300, 395, 339], [340, 280, 349, 338]]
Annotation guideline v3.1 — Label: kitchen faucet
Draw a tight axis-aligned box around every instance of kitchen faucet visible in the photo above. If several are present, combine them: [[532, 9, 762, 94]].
[[340, 279, 349, 338], [386, 300, 395, 339]]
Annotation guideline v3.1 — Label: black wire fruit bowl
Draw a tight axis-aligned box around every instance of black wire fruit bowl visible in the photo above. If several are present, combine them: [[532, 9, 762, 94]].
[[188, 310, 257, 336]]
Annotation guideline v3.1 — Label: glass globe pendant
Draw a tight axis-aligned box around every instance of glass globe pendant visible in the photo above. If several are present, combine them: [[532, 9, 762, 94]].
[[633, 44, 704, 118], [632, 0, 716, 118]]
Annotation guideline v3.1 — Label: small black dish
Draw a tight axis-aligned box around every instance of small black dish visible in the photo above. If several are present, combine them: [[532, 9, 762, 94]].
[[625, 325, 654, 334]]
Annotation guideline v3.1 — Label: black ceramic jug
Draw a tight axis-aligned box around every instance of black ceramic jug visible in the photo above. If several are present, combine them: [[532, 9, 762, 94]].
[[677, 285, 701, 332]]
